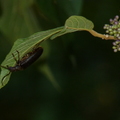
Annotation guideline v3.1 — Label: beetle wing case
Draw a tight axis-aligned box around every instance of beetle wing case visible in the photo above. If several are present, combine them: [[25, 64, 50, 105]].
[[20, 47, 43, 69]]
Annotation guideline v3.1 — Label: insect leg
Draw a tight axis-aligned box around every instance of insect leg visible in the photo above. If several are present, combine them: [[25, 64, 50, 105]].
[[0, 65, 9, 69], [1, 71, 11, 86], [12, 52, 19, 64], [16, 50, 20, 61]]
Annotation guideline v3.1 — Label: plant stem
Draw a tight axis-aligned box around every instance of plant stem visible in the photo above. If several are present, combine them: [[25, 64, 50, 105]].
[[88, 30, 116, 40]]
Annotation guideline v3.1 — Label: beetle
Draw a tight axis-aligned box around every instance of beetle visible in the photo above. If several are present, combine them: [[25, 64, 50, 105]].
[[0, 47, 43, 85]]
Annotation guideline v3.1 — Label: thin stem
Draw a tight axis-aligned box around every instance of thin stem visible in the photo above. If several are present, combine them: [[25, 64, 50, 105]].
[[66, 27, 116, 40], [88, 30, 116, 40]]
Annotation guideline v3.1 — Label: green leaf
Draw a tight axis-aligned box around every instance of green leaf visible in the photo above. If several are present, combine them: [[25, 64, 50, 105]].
[[0, 26, 63, 89], [65, 15, 94, 30], [0, 15, 94, 89], [51, 16, 94, 39]]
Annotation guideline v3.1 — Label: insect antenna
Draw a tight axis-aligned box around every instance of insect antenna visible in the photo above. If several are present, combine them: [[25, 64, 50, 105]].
[[12, 50, 20, 64]]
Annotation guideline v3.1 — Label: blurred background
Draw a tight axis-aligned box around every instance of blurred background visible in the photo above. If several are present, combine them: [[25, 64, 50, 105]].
[[0, 0, 120, 120]]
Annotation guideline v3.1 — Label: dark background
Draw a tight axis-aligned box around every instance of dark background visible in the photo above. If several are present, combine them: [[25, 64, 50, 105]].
[[0, 0, 120, 120]]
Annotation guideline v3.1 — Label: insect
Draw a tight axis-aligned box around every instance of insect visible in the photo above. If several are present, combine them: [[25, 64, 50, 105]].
[[0, 47, 43, 85]]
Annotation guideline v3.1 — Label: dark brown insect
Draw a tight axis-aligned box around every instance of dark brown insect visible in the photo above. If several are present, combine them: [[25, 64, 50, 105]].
[[1, 47, 43, 85]]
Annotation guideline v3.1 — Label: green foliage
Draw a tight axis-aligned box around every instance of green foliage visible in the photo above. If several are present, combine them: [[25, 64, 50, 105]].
[[51, 16, 94, 39], [0, 0, 120, 120], [65, 16, 94, 30], [0, 16, 94, 88], [0, 27, 63, 88]]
